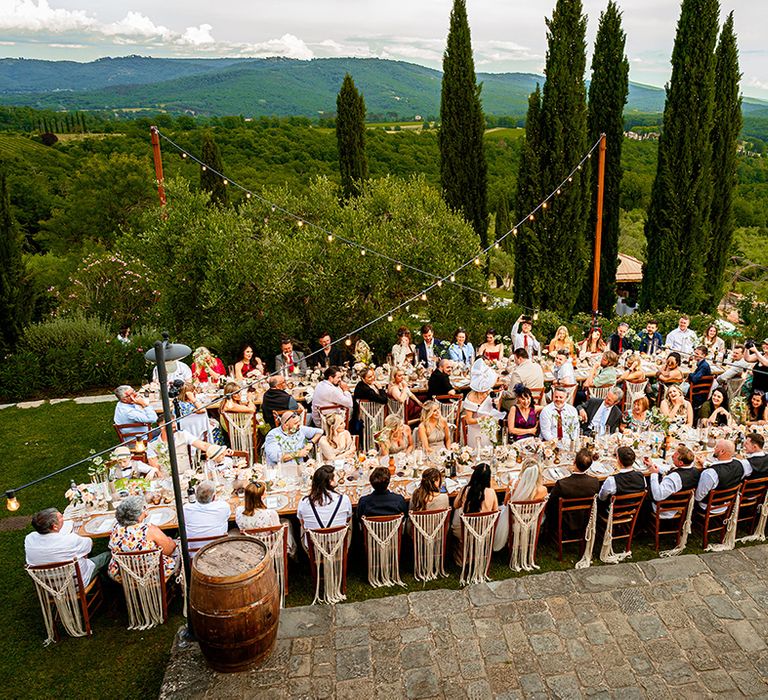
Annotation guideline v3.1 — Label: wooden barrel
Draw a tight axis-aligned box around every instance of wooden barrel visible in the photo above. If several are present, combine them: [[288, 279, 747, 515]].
[[190, 536, 280, 672]]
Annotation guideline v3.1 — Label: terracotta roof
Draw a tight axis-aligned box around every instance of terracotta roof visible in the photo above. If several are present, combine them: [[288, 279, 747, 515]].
[[616, 253, 643, 283]]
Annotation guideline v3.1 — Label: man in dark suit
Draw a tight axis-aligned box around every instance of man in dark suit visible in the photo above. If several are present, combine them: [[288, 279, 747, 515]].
[[607, 322, 634, 354], [311, 332, 349, 369], [415, 324, 444, 367], [577, 387, 624, 436], [546, 448, 600, 533], [274, 338, 308, 374], [427, 359, 455, 399]]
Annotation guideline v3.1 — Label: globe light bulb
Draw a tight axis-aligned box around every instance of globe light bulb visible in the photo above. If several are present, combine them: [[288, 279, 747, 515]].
[[387, 314, 393, 322], [345, 338, 352, 346], [327, 234, 334, 242], [297, 220, 304, 227], [396, 264, 402, 272], [6, 493, 19, 512]]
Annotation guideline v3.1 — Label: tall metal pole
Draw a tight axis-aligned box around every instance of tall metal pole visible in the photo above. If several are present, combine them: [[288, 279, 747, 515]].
[[150, 126, 167, 207], [154, 340, 194, 640], [591, 133, 607, 316]]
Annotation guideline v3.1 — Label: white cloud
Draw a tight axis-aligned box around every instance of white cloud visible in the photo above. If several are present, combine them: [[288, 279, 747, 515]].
[[747, 76, 768, 93], [0, 0, 96, 33], [102, 11, 171, 40], [239, 33, 313, 60], [178, 24, 215, 46]]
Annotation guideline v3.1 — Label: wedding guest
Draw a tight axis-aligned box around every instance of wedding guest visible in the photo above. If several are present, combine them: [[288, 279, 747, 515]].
[[638, 320, 664, 355], [113, 384, 158, 439], [578, 326, 606, 358], [391, 326, 417, 368], [684, 346, 712, 407], [463, 359, 506, 448], [263, 411, 323, 474], [665, 316, 697, 355], [191, 346, 226, 383], [417, 401, 451, 454], [447, 328, 475, 368], [507, 386, 539, 441], [702, 324, 726, 362], [451, 463, 498, 561], [236, 481, 297, 557], [357, 467, 408, 520], [698, 388, 734, 427], [658, 352, 685, 385], [695, 440, 751, 511], [377, 414, 414, 456], [317, 412, 357, 462], [183, 480, 232, 540], [275, 338, 308, 374], [713, 345, 750, 392], [507, 348, 545, 393], [623, 396, 651, 432], [539, 387, 580, 443], [296, 465, 352, 549], [618, 356, 645, 384], [352, 366, 388, 434], [387, 367, 423, 422], [262, 374, 302, 428], [744, 432, 768, 480], [415, 324, 443, 368], [598, 447, 645, 503], [660, 385, 693, 427], [545, 449, 600, 529], [409, 468, 450, 512], [152, 358, 192, 386], [117, 326, 131, 344], [511, 314, 540, 353], [477, 328, 505, 362], [234, 344, 264, 381], [645, 445, 700, 518], [311, 366, 353, 427], [552, 349, 576, 386], [427, 358, 456, 398], [493, 460, 547, 551], [311, 332, 346, 369], [584, 350, 619, 389], [548, 326, 576, 357], [607, 322, 634, 354], [746, 391, 768, 426], [577, 387, 624, 436]]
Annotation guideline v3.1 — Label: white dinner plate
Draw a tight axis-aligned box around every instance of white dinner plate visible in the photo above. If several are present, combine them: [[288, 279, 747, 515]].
[[588, 462, 612, 477], [146, 506, 175, 526], [265, 494, 289, 510], [83, 513, 117, 535]]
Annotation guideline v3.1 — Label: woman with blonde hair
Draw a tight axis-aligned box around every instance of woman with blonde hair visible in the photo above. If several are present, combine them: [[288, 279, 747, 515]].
[[387, 367, 423, 422], [417, 400, 451, 454], [237, 481, 296, 555], [548, 326, 575, 357], [191, 346, 226, 384], [318, 412, 356, 461], [660, 385, 693, 426], [494, 460, 547, 551], [377, 414, 414, 456], [619, 355, 646, 384]]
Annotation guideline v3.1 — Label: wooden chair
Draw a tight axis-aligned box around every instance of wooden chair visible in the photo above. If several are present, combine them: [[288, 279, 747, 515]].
[[114, 422, 153, 447], [688, 374, 715, 408], [187, 534, 227, 559], [656, 380, 682, 407], [507, 498, 547, 572], [435, 395, 462, 443], [458, 511, 499, 586], [360, 514, 405, 588], [409, 509, 450, 582], [598, 491, 646, 561], [319, 405, 351, 432], [724, 375, 748, 403], [651, 489, 695, 551], [111, 549, 172, 630], [358, 400, 387, 453], [555, 496, 597, 561], [693, 484, 741, 549], [26, 559, 104, 644], [243, 524, 289, 607], [737, 477, 768, 536], [530, 387, 546, 407], [222, 411, 254, 464], [307, 524, 350, 605]]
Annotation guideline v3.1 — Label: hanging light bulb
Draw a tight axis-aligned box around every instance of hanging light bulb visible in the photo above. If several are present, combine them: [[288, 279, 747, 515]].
[[361, 249, 366, 256], [529, 214, 535, 221], [556, 189, 561, 195], [201, 165, 207, 171], [533, 310, 540, 321], [421, 292, 428, 301], [474, 257, 481, 266], [437, 279, 443, 287], [494, 242, 500, 249], [387, 314, 393, 322], [396, 263, 402, 272], [568, 176, 573, 182], [181, 153, 187, 159], [577, 164, 582, 170], [345, 338, 352, 346], [297, 220, 304, 227], [450, 274, 456, 282], [327, 234, 334, 242], [481, 294, 488, 304], [222, 179, 229, 185], [271, 205, 276, 212], [6, 491, 19, 512], [587, 152, 592, 159], [245, 192, 251, 199], [542, 202, 548, 210], [264, 217, 269, 224], [513, 228, 518, 235]]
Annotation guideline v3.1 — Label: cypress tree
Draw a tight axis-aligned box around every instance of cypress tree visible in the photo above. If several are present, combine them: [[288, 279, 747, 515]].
[[640, 0, 719, 311], [583, 1, 629, 315], [439, 0, 488, 249], [705, 12, 741, 310], [514, 87, 545, 308], [200, 130, 229, 207], [494, 195, 511, 246], [335, 73, 368, 199], [0, 171, 30, 351]]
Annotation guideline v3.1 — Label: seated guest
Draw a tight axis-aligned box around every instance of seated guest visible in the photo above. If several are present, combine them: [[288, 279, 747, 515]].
[[746, 391, 768, 426], [578, 326, 606, 359], [25, 508, 111, 584], [511, 314, 540, 353], [702, 324, 726, 362], [204, 444, 233, 473], [427, 359, 456, 398], [638, 320, 664, 355], [683, 345, 712, 405], [699, 388, 734, 427], [618, 356, 645, 384], [311, 366, 353, 427], [660, 385, 693, 427], [388, 367, 423, 422], [177, 379, 210, 441], [658, 352, 684, 385], [234, 344, 264, 382], [377, 414, 414, 456], [548, 326, 576, 357], [146, 417, 212, 474], [545, 448, 600, 528], [463, 359, 506, 449], [451, 463, 498, 563], [352, 366, 388, 433], [113, 385, 158, 438], [584, 350, 619, 389], [577, 387, 624, 436], [274, 338, 308, 374], [112, 445, 160, 479], [507, 386, 539, 441], [191, 346, 226, 384], [415, 324, 444, 368], [493, 460, 547, 551], [506, 349, 545, 405], [261, 375, 301, 428], [391, 326, 417, 368], [220, 380, 257, 442], [607, 322, 634, 354], [417, 400, 452, 454], [317, 412, 356, 462], [539, 387, 580, 444], [744, 432, 768, 480], [263, 411, 323, 475], [447, 327, 475, 368], [236, 481, 298, 557], [598, 446, 645, 504], [152, 358, 192, 386], [666, 315, 698, 355], [409, 468, 450, 512], [357, 467, 408, 521], [552, 349, 576, 386], [311, 332, 345, 369], [623, 396, 651, 432], [296, 465, 352, 549], [477, 328, 505, 362], [108, 496, 177, 582], [713, 344, 750, 392], [645, 445, 700, 518], [695, 439, 751, 511], [183, 480, 231, 541]]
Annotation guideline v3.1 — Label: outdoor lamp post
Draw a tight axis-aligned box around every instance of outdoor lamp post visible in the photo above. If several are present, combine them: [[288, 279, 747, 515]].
[[145, 332, 194, 641]]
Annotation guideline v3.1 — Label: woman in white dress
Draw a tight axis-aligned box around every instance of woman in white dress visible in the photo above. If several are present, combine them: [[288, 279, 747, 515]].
[[391, 326, 417, 368], [463, 359, 506, 450], [236, 480, 296, 556]]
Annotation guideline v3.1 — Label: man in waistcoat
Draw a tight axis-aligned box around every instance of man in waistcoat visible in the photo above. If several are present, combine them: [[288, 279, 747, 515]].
[[598, 446, 646, 508], [645, 445, 701, 519], [695, 439, 751, 512], [744, 432, 768, 481]]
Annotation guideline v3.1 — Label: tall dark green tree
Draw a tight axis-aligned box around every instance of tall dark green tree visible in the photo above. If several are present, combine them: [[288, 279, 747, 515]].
[[583, 1, 629, 315], [515, 0, 590, 314], [494, 194, 511, 246], [640, 0, 720, 311], [200, 130, 229, 207], [0, 171, 31, 351], [705, 12, 742, 309], [514, 87, 545, 308], [439, 0, 488, 249], [335, 73, 369, 199]]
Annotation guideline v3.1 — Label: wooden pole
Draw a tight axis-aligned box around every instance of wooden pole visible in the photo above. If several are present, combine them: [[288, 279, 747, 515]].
[[149, 125, 167, 206], [591, 133, 607, 316]]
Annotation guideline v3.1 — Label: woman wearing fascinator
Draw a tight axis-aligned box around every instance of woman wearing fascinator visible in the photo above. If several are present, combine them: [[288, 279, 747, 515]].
[[462, 359, 507, 449]]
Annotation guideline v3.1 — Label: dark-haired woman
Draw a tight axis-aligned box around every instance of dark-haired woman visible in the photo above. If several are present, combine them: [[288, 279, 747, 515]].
[[448, 328, 475, 368], [746, 391, 768, 427], [477, 329, 505, 363], [410, 468, 450, 513], [234, 344, 264, 382], [238, 481, 297, 555], [698, 388, 734, 427], [507, 386, 539, 441], [450, 463, 498, 563], [296, 465, 352, 550]]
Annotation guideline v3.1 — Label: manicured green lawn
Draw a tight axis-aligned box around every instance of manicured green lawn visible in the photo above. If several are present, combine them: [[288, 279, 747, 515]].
[[0, 401, 748, 698]]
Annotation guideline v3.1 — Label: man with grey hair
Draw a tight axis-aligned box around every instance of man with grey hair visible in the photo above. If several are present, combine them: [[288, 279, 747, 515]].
[[113, 384, 158, 439], [264, 411, 323, 476], [24, 508, 110, 583], [183, 480, 231, 542], [577, 387, 624, 436], [608, 322, 633, 354], [262, 373, 303, 428]]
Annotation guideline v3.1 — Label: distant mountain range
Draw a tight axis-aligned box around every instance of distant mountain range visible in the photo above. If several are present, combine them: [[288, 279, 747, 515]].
[[1, 55, 766, 119]]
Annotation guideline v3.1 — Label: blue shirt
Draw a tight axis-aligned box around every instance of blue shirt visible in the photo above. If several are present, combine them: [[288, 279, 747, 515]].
[[589, 402, 612, 436], [113, 401, 158, 436], [638, 332, 664, 355], [447, 342, 475, 367], [689, 359, 712, 386]]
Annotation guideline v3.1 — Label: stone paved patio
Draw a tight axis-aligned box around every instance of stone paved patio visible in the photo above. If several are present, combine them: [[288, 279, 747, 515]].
[[160, 545, 768, 699]]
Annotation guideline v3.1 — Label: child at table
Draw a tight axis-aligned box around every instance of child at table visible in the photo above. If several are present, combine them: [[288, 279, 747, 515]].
[[112, 445, 161, 480]]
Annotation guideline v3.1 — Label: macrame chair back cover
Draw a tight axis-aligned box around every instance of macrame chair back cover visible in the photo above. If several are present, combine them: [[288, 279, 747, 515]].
[[575, 496, 599, 569], [705, 491, 741, 552], [459, 511, 499, 586], [308, 524, 349, 605], [359, 400, 387, 453], [113, 549, 167, 630], [387, 399, 405, 422], [26, 559, 89, 645], [625, 380, 648, 409], [507, 498, 547, 572], [659, 491, 695, 558], [599, 492, 645, 564], [436, 396, 461, 443], [243, 524, 288, 607], [361, 515, 405, 588], [224, 411, 254, 464], [410, 509, 450, 582], [738, 486, 768, 544], [589, 385, 613, 401]]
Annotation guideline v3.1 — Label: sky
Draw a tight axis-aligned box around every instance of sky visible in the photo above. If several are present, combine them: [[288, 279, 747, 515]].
[[1, 0, 767, 99]]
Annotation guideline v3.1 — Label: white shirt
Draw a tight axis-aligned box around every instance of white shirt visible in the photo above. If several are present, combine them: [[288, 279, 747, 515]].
[[183, 499, 231, 540], [695, 458, 751, 511], [152, 360, 192, 385], [553, 361, 576, 385], [297, 492, 352, 545], [25, 527, 96, 583], [649, 471, 686, 519], [539, 403, 579, 443], [715, 359, 752, 387], [665, 328, 698, 355], [598, 468, 636, 501], [311, 379, 353, 427], [113, 401, 158, 434], [511, 321, 541, 353]]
